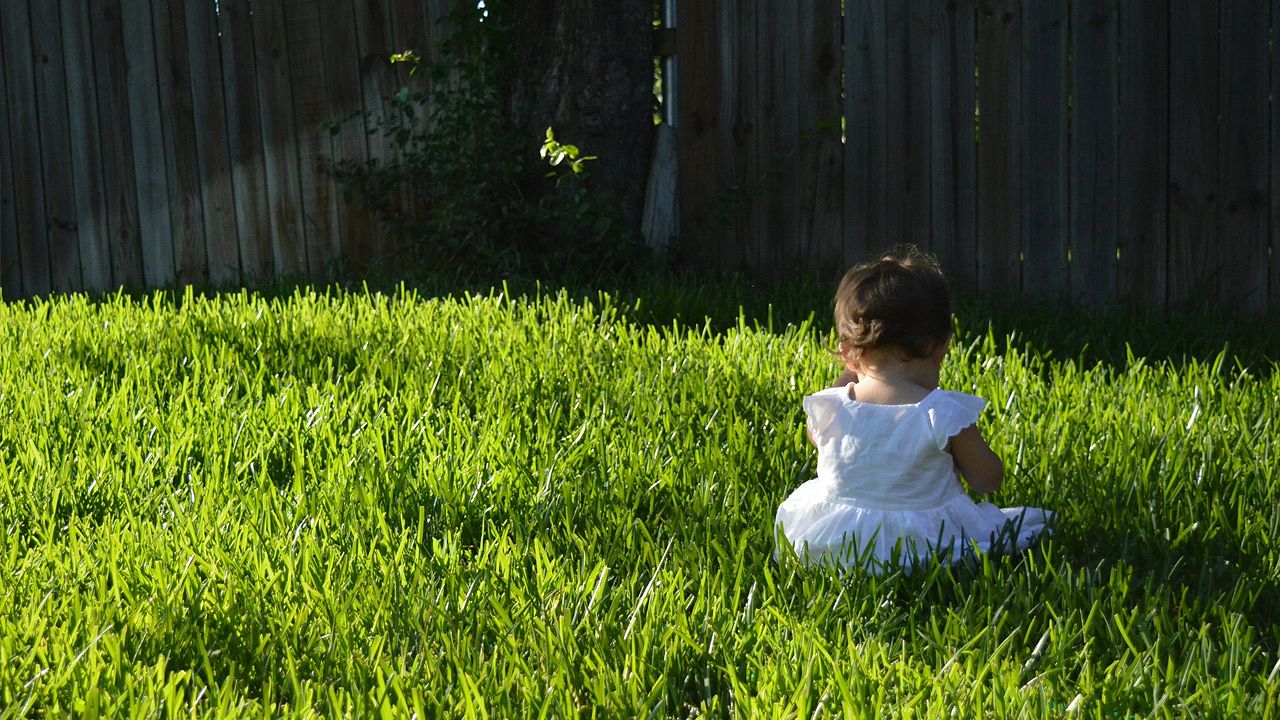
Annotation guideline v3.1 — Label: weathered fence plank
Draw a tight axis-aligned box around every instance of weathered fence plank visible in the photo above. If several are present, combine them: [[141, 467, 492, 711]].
[[1020, 0, 1068, 300], [424, 0, 458, 64], [762, 2, 800, 272], [389, 0, 430, 243], [796, 0, 843, 270], [219, 0, 274, 283], [61, 0, 111, 292], [252, 0, 308, 278], [676, 0, 727, 259], [353, 0, 400, 267], [0, 20, 13, 295], [882, 1, 926, 252], [1, 0, 50, 297], [30, 0, 81, 292], [1117, 0, 1168, 308], [1167, 0, 1221, 307], [1217, 2, 1269, 312], [976, 0, 1021, 294], [1274, 0, 1280, 309], [185, 0, 241, 286], [844, 0, 888, 265], [736, 0, 761, 269], [904, 0, 932, 254], [928, 0, 975, 287], [0, 22, 17, 297], [286, 0, 340, 278], [319, 0, 377, 273], [90, 0, 144, 290], [153, 0, 210, 287], [122, 0, 177, 289], [1070, 0, 1118, 305]]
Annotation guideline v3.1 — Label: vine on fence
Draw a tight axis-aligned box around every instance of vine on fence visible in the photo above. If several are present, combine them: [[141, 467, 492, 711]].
[[321, 3, 643, 280]]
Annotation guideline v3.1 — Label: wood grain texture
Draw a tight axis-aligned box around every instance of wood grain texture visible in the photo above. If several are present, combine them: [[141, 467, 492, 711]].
[[882, 1, 919, 251], [976, 0, 1021, 294], [675, 0, 720, 255], [423, 0, 460, 68], [219, 0, 273, 282], [796, 0, 843, 271], [1166, 0, 1220, 307], [1216, 2, 1269, 312], [679, 0, 745, 267], [905, 0, 932, 253], [352, 0, 399, 266], [930, 0, 976, 287], [29, 0, 81, 292], [0, 17, 18, 296], [389, 0, 430, 246], [1, 0, 51, 296], [1019, 0, 1067, 300], [152, 0, 209, 287], [843, 0, 888, 265], [122, 0, 177, 289], [1070, 0, 1118, 305], [90, 0, 143, 290], [762, 1, 800, 274], [734, 0, 759, 271], [185, 0, 241, 286], [318, 0, 376, 274], [286, 0, 339, 278], [252, 0, 308, 279], [1274, 0, 1280, 309], [1117, 0, 1168, 308], [60, 0, 110, 292]]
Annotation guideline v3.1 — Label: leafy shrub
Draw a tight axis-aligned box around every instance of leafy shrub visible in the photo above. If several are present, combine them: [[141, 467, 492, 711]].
[[322, 4, 646, 282]]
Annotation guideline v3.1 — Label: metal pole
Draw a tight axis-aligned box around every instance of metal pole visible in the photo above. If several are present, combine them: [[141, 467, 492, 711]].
[[663, 0, 677, 128]]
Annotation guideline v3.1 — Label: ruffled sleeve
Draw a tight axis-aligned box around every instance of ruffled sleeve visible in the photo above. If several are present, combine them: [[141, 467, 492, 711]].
[[925, 390, 987, 449], [802, 388, 846, 443]]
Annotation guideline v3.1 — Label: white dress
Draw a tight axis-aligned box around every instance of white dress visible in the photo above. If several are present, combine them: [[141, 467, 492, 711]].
[[775, 385, 1053, 573]]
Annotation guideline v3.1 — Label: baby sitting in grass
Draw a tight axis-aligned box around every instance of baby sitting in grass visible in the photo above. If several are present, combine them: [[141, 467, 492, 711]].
[[775, 249, 1053, 573]]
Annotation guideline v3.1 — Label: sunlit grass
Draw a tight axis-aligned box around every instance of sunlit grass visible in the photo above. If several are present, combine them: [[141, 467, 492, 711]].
[[0, 283, 1277, 717]]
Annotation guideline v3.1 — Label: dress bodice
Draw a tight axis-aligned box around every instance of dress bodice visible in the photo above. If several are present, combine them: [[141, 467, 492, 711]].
[[803, 385, 987, 510]]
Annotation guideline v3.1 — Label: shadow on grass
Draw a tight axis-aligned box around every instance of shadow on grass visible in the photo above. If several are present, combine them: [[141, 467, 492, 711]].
[[383, 266, 1280, 374], [1050, 522, 1280, 650], [24, 261, 1280, 374]]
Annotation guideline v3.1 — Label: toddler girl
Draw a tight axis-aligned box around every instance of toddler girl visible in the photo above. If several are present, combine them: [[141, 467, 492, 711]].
[[775, 251, 1052, 573]]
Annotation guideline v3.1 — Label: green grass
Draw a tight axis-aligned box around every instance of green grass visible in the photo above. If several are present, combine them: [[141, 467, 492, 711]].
[[1, 282, 1278, 717]]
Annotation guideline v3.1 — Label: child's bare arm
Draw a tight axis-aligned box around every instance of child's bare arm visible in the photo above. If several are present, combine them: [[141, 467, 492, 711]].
[[807, 370, 857, 446], [949, 425, 1003, 494]]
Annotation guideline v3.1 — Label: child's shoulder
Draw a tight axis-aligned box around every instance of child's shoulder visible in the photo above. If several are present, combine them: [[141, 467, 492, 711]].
[[806, 384, 854, 401], [923, 389, 986, 414]]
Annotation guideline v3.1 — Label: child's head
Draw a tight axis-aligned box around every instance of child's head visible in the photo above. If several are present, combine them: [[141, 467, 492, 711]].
[[834, 249, 951, 364]]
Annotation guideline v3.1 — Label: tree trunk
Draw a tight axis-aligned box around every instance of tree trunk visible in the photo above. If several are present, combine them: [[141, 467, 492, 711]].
[[507, 0, 655, 229]]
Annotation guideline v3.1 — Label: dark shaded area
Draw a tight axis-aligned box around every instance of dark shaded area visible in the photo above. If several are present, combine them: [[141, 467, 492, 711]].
[[505, 0, 655, 229], [365, 267, 1280, 373], [50, 259, 1280, 377]]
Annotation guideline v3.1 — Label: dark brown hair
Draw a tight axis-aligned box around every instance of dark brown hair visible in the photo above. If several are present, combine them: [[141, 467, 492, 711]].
[[833, 248, 951, 360]]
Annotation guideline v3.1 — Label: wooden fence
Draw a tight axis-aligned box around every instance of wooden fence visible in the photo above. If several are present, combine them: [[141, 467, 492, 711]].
[[678, 0, 1279, 311], [4, 1, 1280, 311], [0, 0, 459, 299]]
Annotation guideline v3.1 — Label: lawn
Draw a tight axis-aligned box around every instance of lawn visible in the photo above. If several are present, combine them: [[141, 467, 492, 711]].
[[0, 280, 1277, 717]]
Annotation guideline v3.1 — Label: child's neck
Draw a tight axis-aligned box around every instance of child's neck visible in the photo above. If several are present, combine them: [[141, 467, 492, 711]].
[[848, 352, 941, 405]]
